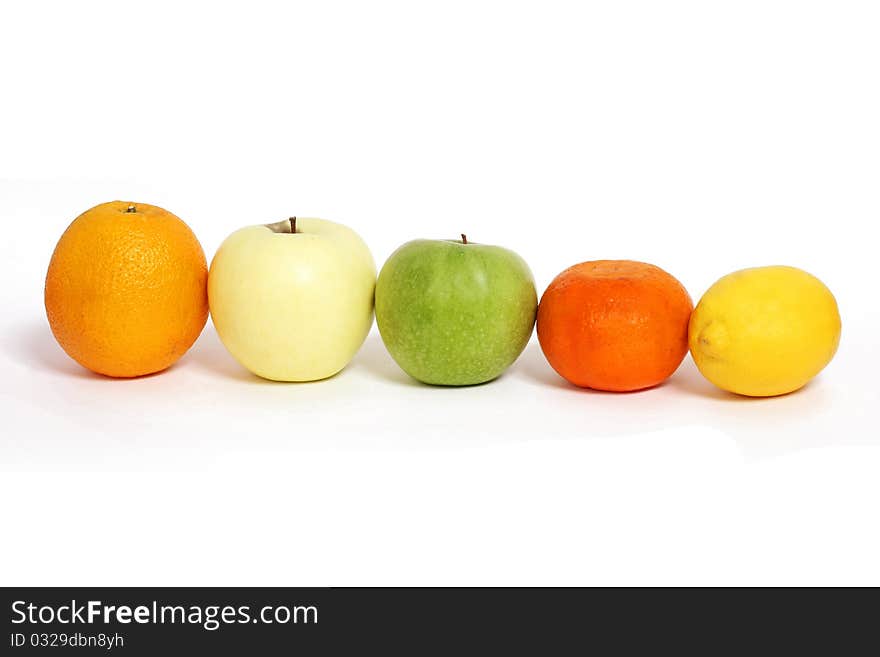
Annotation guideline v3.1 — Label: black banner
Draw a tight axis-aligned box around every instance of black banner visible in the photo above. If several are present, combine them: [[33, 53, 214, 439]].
[[1, 587, 873, 654]]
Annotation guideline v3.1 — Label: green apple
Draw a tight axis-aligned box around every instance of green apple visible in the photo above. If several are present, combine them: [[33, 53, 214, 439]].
[[208, 217, 376, 381], [375, 235, 537, 385]]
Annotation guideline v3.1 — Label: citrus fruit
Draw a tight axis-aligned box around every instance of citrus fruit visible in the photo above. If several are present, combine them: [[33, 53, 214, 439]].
[[45, 201, 208, 377], [688, 266, 841, 397], [537, 260, 694, 391]]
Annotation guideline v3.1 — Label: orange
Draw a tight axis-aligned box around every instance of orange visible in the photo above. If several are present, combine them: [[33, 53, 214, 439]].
[[45, 201, 208, 377], [537, 260, 693, 392]]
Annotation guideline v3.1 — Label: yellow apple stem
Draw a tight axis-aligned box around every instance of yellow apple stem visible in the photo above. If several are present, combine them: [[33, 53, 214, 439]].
[[265, 217, 299, 233], [461, 234, 468, 244]]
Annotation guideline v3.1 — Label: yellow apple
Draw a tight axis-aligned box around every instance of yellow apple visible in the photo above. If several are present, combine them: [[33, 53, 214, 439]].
[[208, 217, 376, 381]]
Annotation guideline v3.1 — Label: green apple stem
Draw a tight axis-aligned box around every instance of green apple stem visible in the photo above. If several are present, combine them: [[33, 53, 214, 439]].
[[461, 234, 468, 244]]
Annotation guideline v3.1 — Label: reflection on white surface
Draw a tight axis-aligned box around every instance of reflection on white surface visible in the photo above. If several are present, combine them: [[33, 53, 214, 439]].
[[1, 319, 873, 472]]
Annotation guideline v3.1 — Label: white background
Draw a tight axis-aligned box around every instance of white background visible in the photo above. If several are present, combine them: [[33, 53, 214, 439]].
[[1, 1, 878, 585]]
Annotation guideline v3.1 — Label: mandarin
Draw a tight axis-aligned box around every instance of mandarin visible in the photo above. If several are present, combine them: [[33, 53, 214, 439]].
[[537, 260, 693, 391], [45, 201, 208, 377]]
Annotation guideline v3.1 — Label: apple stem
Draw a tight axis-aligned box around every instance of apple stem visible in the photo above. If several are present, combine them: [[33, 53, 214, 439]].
[[125, 204, 137, 213], [461, 234, 468, 244], [290, 217, 297, 233]]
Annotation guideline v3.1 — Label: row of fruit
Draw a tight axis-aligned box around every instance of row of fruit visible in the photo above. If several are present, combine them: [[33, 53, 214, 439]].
[[44, 201, 841, 397]]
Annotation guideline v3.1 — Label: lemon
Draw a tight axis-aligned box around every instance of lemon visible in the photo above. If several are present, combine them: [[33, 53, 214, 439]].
[[688, 266, 841, 397]]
